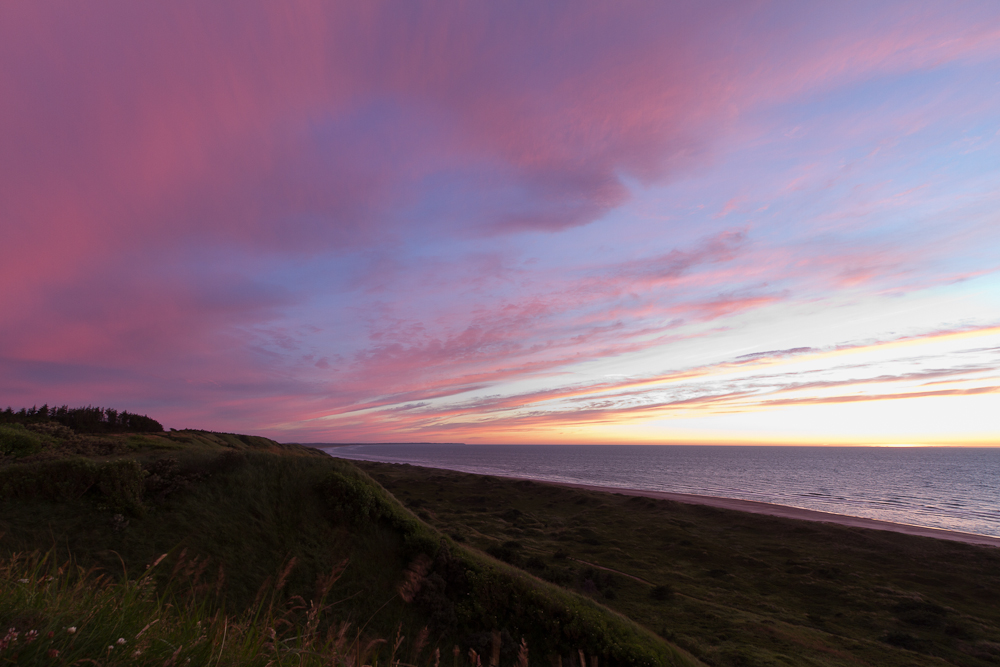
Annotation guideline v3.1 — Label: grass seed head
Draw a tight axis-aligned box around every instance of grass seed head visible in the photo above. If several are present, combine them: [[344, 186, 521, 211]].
[[275, 557, 298, 593]]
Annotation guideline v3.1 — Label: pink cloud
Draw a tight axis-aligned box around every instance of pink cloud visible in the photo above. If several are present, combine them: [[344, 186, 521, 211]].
[[299, 323, 1000, 441], [0, 1, 748, 265], [2, 2, 999, 439], [760, 385, 1000, 407]]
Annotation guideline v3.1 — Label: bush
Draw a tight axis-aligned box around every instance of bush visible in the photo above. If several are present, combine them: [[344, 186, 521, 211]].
[[0, 424, 44, 458], [525, 556, 546, 570], [881, 631, 922, 651], [0, 459, 98, 501], [95, 459, 146, 515], [319, 470, 396, 524], [651, 585, 674, 601], [500, 508, 523, 522], [486, 544, 524, 566], [0, 458, 146, 515], [316, 466, 438, 557]]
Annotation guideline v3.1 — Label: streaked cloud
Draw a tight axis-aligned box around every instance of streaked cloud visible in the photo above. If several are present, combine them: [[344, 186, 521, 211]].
[[2, 1, 999, 444]]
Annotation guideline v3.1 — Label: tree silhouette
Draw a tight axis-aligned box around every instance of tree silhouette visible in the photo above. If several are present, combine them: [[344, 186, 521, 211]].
[[0, 404, 163, 433]]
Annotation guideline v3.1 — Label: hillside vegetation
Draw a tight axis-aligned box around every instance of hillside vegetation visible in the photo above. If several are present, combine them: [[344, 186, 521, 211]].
[[357, 460, 1000, 667], [0, 422, 699, 666]]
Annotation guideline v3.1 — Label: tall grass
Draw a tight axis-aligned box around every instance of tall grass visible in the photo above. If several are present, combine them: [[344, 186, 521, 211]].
[[0, 549, 457, 666]]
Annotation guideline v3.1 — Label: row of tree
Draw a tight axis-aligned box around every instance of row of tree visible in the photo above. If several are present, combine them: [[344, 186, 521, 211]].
[[0, 405, 164, 433]]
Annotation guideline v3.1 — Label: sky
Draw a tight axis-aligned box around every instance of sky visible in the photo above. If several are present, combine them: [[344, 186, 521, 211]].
[[2, 1, 999, 445]]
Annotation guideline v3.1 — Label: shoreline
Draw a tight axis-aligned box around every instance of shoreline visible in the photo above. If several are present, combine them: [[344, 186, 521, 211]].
[[330, 453, 1000, 548], [547, 480, 1000, 548]]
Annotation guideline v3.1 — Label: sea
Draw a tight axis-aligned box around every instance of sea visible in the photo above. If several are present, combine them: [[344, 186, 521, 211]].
[[321, 444, 1000, 539]]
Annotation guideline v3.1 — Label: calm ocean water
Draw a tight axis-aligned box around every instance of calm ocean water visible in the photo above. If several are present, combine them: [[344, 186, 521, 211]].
[[322, 444, 1000, 538]]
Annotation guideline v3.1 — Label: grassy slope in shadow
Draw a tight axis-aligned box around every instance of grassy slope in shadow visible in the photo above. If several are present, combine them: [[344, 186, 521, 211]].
[[1, 429, 701, 667]]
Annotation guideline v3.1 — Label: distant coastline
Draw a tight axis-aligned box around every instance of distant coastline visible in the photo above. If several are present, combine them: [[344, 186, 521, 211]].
[[306, 442, 466, 448]]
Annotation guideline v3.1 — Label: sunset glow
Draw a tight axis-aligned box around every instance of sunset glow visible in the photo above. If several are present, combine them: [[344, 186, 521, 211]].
[[2, 2, 999, 444]]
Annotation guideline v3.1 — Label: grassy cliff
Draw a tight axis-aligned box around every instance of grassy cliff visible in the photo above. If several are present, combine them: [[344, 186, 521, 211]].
[[0, 426, 700, 666]]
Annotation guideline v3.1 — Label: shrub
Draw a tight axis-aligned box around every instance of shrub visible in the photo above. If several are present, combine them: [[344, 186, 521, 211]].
[[95, 459, 146, 516], [881, 631, 922, 651], [0, 458, 98, 501], [315, 466, 438, 557], [651, 585, 674, 601], [0, 424, 44, 458], [501, 508, 523, 522], [893, 599, 946, 627], [0, 458, 146, 515], [486, 544, 523, 567], [319, 470, 395, 524], [525, 556, 546, 571]]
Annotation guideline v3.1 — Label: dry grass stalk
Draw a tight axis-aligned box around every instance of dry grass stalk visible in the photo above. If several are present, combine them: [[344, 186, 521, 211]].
[[490, 630, 501, 667], [163, 643, 184, 666], [316, 558, 349, 600], [275, 556, 298, 593], [516, 638, 529, 667], [411, 625, 429, 664], [215, 562, 226, 598], [252, 575, 273, 610], [398, 554, 432, 603], [170, 548, 188, 579], [389, 624, 405, 666], [362, 637, 387, 665]]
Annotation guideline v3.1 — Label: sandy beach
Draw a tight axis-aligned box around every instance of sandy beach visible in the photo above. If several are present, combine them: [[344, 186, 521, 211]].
[[547, 480, 1000, 548]]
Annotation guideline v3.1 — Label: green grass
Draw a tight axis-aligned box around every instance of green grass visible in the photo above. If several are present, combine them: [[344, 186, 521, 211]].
[[0, 549, 438, 666], [356, 461, 1000, 667], [2, 429, 700, 666]]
